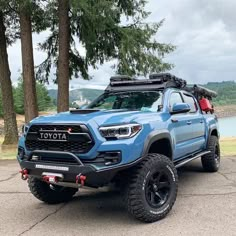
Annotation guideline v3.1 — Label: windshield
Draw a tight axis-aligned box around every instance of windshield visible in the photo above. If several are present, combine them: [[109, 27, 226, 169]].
[[87, 91, 163, 112]]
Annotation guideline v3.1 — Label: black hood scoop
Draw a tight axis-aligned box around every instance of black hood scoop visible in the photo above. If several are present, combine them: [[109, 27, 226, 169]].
[[70, 109, 100, 114]]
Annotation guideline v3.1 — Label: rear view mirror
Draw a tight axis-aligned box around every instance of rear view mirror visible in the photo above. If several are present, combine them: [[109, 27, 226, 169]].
[[80, 105, 87, 109], [171, 103, 191, 114]]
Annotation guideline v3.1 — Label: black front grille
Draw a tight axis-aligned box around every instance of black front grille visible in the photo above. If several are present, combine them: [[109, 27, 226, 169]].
[[25, 124, 94, 154]]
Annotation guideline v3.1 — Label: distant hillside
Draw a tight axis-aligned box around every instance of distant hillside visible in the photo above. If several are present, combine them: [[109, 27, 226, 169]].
[[48, 81, 236, 106], [48, 88, 103, 104], [202, 81, 236, 105]]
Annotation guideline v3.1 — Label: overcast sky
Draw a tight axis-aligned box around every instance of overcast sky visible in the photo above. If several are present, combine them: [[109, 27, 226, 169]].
[[7, 0, 236, 90]]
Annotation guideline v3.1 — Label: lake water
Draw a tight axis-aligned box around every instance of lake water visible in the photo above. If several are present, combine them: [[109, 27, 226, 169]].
[[219, 116, 236, 137]]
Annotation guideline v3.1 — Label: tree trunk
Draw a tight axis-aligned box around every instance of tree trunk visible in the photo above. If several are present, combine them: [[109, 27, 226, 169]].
[[19, 6, 38, 123], [0, 13, 18, 145], [57, 0, 70, 112]]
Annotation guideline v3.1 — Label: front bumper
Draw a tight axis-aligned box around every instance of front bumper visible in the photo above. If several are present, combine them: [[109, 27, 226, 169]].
[[17, 150, 141, 188]]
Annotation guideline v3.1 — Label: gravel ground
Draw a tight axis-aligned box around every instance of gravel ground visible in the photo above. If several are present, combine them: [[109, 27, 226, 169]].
[[0, 157, 236, 236]]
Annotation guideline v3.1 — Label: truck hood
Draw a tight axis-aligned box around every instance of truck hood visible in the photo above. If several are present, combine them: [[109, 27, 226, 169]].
[[30, 109, 161, 127]]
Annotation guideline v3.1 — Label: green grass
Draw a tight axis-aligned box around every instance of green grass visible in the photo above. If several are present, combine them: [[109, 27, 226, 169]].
[[220, 138, 236, 156], [0, 137, 235, 160], [0, 136, 17, 160], [1, 151, 17, 160]]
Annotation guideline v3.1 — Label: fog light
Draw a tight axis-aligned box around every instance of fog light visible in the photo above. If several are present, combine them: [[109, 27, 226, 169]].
[[102, 152, 121, 166]]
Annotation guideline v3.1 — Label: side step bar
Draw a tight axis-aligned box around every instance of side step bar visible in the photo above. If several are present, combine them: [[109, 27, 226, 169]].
[[174, 151, 211, 169]]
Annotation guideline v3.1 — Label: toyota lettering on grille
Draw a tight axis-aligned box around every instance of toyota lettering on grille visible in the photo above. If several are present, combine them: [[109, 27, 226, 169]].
[[38, 132, 67, 141]]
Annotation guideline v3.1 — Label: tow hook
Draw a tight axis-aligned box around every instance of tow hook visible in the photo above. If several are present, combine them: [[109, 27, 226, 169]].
[[19, 169, 29, 180], [76, 174, 86, 187]]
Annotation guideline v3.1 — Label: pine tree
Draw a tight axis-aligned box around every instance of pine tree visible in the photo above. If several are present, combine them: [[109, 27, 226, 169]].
[[18, 0, 38, 122], [4, 0, 48, 122], [37, 0, 175, 112], [0, 0, 49, 144], [57, 0, 70, 112], [0, 7, 18, 144], [13, 79, 53, 114]]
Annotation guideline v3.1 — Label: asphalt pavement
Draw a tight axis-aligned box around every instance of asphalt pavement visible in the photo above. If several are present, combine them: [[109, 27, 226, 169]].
[[0, 157, 236, 236]]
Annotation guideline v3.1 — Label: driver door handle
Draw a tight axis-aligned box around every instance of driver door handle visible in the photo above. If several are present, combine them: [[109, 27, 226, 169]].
[[187, 121, 192, 125]]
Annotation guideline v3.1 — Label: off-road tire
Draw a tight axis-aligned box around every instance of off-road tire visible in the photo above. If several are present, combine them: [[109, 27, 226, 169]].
[[28, 176, 78, 204], [201, 135, 220, 172], [126, 154, 178, 223]]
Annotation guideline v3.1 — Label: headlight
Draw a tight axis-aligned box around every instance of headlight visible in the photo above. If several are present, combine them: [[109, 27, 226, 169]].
[[99, 124, 142, 139], [21, 124, 29, 136]]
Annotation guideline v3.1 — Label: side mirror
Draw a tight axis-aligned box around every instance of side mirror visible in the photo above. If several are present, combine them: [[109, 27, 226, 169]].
[[171, 103, 191, 114]]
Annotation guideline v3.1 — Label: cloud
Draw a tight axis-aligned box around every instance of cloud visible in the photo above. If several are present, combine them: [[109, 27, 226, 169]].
[[7, 0, 236, 88], [147, 0, 236, 84]]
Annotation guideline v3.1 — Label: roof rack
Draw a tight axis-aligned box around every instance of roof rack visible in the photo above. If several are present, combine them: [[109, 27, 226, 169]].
[[105, 73, 187, 92], [184, 85, 217, 100]]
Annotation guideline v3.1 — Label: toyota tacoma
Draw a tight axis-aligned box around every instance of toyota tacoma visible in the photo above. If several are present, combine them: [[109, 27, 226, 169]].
[[17, 73, 220, 222]]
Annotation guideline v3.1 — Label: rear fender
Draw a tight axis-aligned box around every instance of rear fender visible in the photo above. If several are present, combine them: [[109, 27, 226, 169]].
[[208, 125, 219, 143]]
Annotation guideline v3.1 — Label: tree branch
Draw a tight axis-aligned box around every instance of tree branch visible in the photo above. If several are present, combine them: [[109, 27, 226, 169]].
[[7, 2, 19, 14]]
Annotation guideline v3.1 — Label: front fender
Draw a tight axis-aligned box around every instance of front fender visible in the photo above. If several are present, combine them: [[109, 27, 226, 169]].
[[142, 129, 173, 159]]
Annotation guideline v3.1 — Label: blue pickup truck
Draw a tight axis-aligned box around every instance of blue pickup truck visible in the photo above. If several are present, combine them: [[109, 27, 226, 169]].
[[17, 73, 220, 222]]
